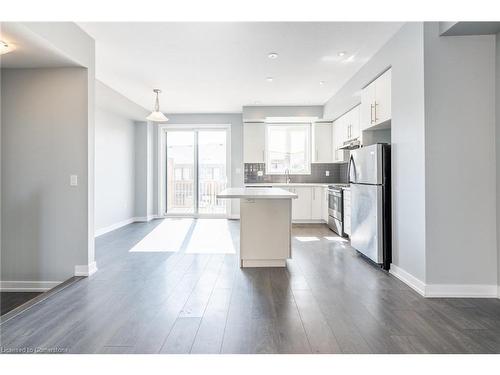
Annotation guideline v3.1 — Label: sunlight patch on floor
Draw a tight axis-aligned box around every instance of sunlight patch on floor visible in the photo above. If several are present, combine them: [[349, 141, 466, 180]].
[[129, 219, 193, 252], [324, 236, 348, 242], [295, 236, 320, 242], [185, 219, 236, 254]]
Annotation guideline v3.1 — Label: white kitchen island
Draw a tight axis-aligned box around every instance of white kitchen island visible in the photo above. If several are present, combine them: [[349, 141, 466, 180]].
[[217, 187, 297, 268]]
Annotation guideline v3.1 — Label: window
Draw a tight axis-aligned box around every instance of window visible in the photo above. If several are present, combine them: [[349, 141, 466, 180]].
[[266, 124, 311, 174]]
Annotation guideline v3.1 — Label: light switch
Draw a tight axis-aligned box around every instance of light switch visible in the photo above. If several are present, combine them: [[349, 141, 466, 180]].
[[257, 170, 264, 177], [325, 170, 330, 176], [70, 175, 78, 186]]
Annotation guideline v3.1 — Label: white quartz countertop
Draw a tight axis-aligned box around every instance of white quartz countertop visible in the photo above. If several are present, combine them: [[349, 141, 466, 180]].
[[217, 187, 298, 199], [244, 182, 350, 188], [245, 182, 330, 187]]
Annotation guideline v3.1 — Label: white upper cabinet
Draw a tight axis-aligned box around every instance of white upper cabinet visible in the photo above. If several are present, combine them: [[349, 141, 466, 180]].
[[360, 69, 392, 130], [312, 121, 333, 163], [243, 122, 266, 163], [374, 69, 391, 125], [332, 105, 360, 163]]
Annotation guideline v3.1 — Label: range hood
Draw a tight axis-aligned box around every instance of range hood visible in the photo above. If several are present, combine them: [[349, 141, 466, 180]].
[[338, 138, 361, 150]]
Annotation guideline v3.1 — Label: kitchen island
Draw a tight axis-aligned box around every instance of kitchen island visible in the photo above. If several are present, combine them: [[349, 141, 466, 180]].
[[217, 187, 297, 268]]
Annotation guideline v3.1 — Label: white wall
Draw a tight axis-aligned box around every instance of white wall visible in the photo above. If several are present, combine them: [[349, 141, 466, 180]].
[[16, 22, 97, 271], [152, 113, 243, 217], [324, 23, 427, 282], [424, 23, 497, 287], [95, 81, 147, 233], [495, 31, 500, 291], [242, 105, 324, 121], [1, 68, 89, 284]]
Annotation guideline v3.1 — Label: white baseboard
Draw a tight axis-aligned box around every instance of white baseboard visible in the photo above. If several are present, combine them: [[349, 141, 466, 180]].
[[95, 217, 135, 237], [95, 216, 160, 237], [389, 264, 426, 296], [74, 261, 98, 277], [425, 284, 498, 298], [390, 263, 498, 298], [0, 280, 62, 292], [134, 215, 155, 222]]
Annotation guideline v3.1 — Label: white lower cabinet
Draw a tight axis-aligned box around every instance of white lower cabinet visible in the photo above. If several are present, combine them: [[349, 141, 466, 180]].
[[282, 185, 326, 223], [343, 189, 351, 236], [311, 187, 323, 220], [322, 187, 329, 223], [291, 187, 312, 221]]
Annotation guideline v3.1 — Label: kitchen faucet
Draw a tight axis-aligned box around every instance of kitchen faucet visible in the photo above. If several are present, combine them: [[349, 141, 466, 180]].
[[285, 169, 291, 184]]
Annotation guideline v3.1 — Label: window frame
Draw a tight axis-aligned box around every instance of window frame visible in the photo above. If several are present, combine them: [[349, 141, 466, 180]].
[[265, 123, 312, 175]]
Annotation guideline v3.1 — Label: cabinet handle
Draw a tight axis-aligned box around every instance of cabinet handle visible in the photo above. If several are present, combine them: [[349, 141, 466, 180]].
[[374, 101, 378, 122], [370, 104, 374, 124], [262, 150, 265, 161], [313, 188, 315, 200]]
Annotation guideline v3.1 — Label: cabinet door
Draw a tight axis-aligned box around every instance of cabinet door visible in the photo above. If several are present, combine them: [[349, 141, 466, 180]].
[[312, 122, 332, 163], [374, 69, 391, 125], [333, 117, 348, 162], [311, 187, 323, 220], [360, 81, 376, 131], [292, 187, 312, 221], [343, 190, 351, 236], [322, 187, 329, 222], [350, 105, 361, 139], [243, 123, 266, 163]]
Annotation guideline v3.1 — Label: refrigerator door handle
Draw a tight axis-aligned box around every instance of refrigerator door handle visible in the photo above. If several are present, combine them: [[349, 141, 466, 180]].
[[347, 154, 356, 183]]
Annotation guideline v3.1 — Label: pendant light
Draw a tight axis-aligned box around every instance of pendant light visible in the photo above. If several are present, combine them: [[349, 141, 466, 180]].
[[146, 89, 169, 122]]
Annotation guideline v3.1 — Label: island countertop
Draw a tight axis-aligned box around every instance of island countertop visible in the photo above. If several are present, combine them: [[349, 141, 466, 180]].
[[217, 187, 298, 199]]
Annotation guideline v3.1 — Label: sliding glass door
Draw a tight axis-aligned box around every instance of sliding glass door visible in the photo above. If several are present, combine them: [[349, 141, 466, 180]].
[[166, 131, 195, 214], [165, 128, 228, 217]]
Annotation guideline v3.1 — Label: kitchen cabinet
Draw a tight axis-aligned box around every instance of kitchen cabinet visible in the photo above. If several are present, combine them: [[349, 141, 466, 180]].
[[290, 187, 312, 221], [322, 187, 329, 223], [332, 106, 360, 163], [360, 69, 391, 131], [243, 122, 266, 163], [343, 189, 351, 236], [312, 121, 333, 163], [311, 186, 323, 220], [281, 185, 326, 223]]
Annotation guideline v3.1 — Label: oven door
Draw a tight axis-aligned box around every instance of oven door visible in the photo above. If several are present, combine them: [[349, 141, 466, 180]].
[[328, 189, 343, 220]]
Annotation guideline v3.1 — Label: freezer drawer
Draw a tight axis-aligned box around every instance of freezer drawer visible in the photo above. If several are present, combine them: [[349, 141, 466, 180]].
[[350, 184, 383, 263]]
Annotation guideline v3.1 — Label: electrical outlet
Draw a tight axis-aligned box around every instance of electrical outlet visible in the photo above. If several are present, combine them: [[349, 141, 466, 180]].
[[325, 170, 330, 176]]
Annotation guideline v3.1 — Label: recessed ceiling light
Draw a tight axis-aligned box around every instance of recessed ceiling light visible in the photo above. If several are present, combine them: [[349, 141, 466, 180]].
[[266, 77, 274, 82], [319, 81, 325, 86], [338, 51, 346, 57], [268, 52, 278, 59]]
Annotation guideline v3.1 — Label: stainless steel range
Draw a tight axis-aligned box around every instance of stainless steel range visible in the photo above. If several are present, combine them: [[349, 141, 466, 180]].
[[327, 185, 345, 236]]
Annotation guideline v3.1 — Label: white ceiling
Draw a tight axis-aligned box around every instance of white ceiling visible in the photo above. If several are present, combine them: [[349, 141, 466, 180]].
[[80, 22, 403, 113], [0, 23, 80, 68]]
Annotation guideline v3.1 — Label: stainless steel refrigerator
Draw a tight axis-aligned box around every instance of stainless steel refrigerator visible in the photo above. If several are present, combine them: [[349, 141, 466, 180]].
[[348, 143, 391, 270]]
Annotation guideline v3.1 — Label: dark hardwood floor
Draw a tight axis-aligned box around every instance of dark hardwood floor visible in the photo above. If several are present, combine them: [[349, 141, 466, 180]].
[[1, 218, 500, 354]]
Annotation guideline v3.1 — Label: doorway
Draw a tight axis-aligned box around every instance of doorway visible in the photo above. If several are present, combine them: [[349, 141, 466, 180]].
[[161, 126, 230, 217]]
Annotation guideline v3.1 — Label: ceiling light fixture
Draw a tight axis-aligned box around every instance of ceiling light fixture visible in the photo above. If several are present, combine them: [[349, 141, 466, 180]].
[[146, 89, 169, 122], [0, 40, 13, 55], [268, 52, 278, 59], [266, 77, 274, 82], [319, 81, 325, 86], [338, 51, 346, 57]]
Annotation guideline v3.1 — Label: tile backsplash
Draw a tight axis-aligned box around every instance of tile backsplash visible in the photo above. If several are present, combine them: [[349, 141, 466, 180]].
[[244, 163, 348, 184]]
